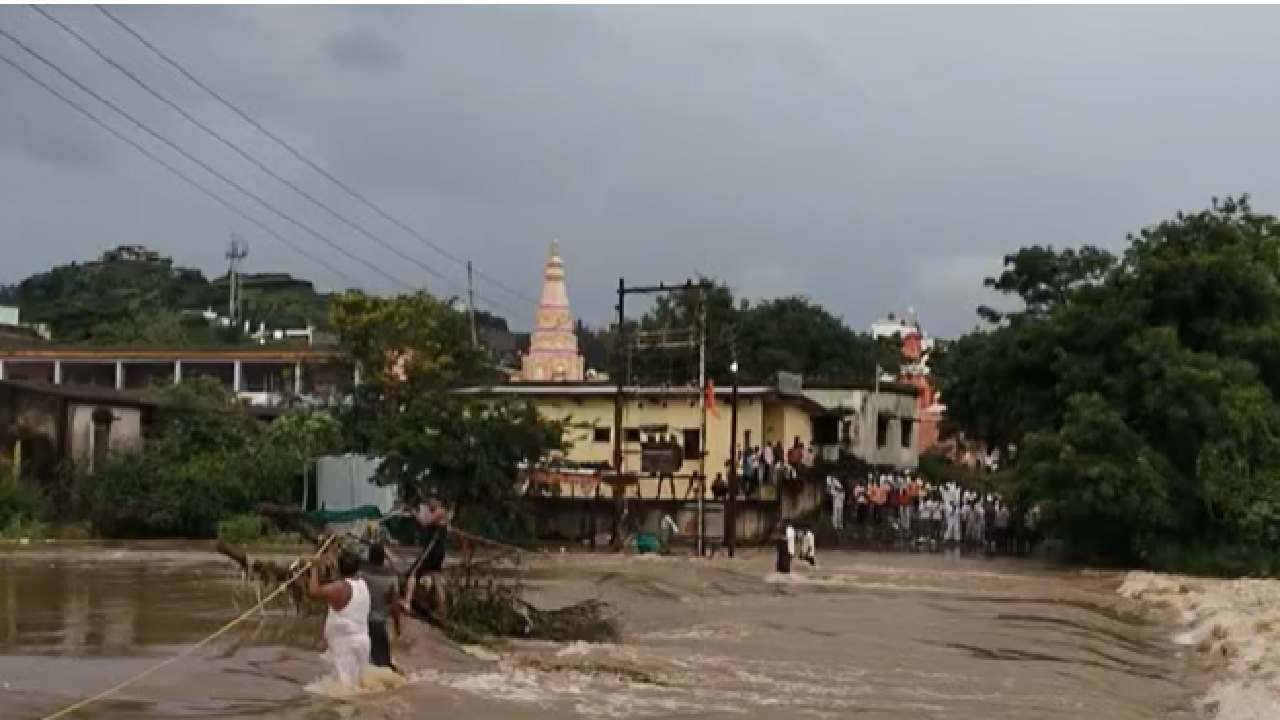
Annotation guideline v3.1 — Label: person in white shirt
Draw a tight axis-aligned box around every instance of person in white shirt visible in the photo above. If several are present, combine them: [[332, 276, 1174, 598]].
[[826, 475, 846, 530], [798, 526, 817, 566], [943, 498, 962, 545], [308, 550, 371, 687]]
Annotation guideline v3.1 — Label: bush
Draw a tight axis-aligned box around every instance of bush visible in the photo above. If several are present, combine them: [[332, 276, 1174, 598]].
[[75, 382, 342, 538], [217, 513, 266, 545], [0, 483, 39, 526]]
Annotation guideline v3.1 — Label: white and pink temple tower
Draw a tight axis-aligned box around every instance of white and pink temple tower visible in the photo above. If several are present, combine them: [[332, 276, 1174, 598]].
[[520, 240, 585, 382]]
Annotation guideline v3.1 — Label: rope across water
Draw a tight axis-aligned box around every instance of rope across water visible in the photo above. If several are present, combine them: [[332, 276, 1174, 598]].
[[39, 533, 340, 720]]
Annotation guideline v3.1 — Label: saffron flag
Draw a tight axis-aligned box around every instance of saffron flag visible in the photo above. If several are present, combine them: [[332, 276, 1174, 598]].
[[705, 380, 719, 418]]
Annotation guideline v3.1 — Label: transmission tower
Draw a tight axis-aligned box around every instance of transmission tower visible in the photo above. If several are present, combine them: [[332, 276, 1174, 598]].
[[226, 234, 249, 324]]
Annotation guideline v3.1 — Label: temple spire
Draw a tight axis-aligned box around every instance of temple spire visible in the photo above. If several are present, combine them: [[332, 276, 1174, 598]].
[[520, 240, 585, 382]]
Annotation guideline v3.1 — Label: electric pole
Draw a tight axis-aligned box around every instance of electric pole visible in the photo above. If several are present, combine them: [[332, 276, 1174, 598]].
[[226, 234, 249, 324], [466, 260, 479, 348]]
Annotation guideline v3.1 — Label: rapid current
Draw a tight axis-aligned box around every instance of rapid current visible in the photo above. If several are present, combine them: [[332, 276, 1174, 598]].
[[0, 542, 1265, 719]]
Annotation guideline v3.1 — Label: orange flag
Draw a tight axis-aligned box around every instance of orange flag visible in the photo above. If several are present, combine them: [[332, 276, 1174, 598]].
[[705, 380, 719, 418]]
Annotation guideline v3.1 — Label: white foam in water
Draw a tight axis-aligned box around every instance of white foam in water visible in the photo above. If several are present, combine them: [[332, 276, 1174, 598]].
[[1119, 571, 1280, 719], [303, 664, 408, 699]]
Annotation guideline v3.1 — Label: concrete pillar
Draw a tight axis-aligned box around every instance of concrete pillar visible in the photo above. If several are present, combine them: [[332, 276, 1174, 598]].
[[114, 360, 124, 391], [293, 361, 303, 396], [173, 360, 182, 384], [53, 359, 62, 385], [232, 360, 242, 393]]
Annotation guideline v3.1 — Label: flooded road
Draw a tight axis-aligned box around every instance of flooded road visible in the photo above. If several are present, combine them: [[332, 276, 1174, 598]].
[[0, 543, 1213, 719]]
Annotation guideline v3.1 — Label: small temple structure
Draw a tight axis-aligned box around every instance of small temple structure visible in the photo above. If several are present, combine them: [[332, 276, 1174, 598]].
[[520, 240, 585, 382], [871, 310, 943, 452]]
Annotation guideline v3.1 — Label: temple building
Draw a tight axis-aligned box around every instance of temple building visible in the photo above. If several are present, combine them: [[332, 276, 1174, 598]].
[[520, 241, 586, 382], [871, 310, 943, 452]]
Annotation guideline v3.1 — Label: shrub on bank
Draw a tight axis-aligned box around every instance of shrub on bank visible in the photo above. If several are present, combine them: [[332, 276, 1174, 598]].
[[71, 380, 341, 538], [0, 483, 39, 529]]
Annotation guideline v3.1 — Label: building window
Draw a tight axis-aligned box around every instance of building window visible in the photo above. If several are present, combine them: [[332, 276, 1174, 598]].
[[812, 416, 839, 445], [876, 414, 891, 449], [624, 428, 641, 443], [682, 428, 702, 457], [593, 427, 611, 443], [901, 419, 915, 449]]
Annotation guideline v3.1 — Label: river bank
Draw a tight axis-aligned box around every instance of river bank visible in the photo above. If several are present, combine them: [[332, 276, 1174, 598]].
[[0, 543, 1236, 719]]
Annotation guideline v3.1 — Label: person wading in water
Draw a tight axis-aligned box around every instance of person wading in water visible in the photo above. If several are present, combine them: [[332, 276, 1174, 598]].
[[362, 543, 401, 671], [774, 518, 795, 574], [405, 493, 451, 619], [308, 550, 371, 687]]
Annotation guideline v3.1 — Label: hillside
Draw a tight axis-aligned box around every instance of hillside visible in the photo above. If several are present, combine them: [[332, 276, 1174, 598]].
[[0, 247, 333, 346]]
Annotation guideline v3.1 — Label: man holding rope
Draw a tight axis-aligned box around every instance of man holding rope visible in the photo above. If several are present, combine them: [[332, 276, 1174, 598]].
[[403, 492, 451, 618]]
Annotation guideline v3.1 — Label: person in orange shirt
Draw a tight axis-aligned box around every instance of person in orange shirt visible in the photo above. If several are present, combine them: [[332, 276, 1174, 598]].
[[870, 478, 889, 525]]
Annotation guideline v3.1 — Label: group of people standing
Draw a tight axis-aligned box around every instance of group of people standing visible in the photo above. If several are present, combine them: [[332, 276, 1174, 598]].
[[724, 438, 816, 499], [825, 472, 1036, 553]]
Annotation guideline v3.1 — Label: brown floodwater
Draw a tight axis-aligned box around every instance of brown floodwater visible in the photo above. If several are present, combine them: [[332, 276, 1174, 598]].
[[0, 542, 1208, 720]]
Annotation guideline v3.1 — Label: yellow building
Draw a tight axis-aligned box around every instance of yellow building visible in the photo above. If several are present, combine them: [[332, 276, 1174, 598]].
[[460, 379, 920, 498]]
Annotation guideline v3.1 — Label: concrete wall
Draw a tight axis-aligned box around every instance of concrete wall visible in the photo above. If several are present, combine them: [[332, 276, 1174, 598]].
[[529, 497, 788, 545], [67, 403, 143, 463]]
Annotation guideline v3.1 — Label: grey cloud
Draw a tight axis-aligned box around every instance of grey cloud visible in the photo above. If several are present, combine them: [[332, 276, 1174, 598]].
[[326, 29, 402, 70], [3, 6, 1280, 337]]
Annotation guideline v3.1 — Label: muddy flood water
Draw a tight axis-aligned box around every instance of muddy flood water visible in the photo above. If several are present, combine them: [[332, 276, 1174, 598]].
[[0, 542, 1251, 719]]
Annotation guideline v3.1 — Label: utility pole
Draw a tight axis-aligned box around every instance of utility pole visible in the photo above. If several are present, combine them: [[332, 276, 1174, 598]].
[[226, 234, 248, 324], [607, 278, 714, 553], [726, 353, 740, 557], [466, 260, 479, 348], [696, 286, 707, 557], [610, 277, 626, 550]]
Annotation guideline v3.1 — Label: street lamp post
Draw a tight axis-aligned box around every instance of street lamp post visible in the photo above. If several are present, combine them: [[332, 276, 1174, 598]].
[[726, 360, 739, 557]]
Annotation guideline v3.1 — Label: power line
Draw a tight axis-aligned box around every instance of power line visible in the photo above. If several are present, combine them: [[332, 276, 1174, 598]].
[[0, 23, 415, 291], [0, 49, 360, 288], [94, 3, 542, 310], [30, 5, 468, 298]]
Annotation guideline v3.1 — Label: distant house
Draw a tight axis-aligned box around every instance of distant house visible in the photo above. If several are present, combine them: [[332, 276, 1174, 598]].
[[0, 378, 287, 483], [0, 379, 153, 481], [97, 245, 164, 264]]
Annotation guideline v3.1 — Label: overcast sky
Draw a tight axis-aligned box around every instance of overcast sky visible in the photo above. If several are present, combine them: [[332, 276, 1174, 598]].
[[3, 6, 1279, 337]]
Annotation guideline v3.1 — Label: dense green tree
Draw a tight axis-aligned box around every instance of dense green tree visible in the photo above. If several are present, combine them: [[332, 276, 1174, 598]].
[[936, 196, 1280, 569], [330, 291, 562, 543], [594, 277, 897, 387]]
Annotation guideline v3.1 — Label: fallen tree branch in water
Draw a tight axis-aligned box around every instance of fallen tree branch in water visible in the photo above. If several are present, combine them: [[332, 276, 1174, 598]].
[[216, 505, 621, 646]]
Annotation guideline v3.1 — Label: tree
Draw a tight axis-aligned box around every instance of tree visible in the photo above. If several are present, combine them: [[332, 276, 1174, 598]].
[[330, 292, 563, 543], [979, 245, 1116, 322], [938, 196, 1280, 568], [597, 277, 896, 386]]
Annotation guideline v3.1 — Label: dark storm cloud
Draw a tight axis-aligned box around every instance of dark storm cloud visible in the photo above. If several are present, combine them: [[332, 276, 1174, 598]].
[[326, 29, 402, 70], [3, 6, 1280, 337]]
